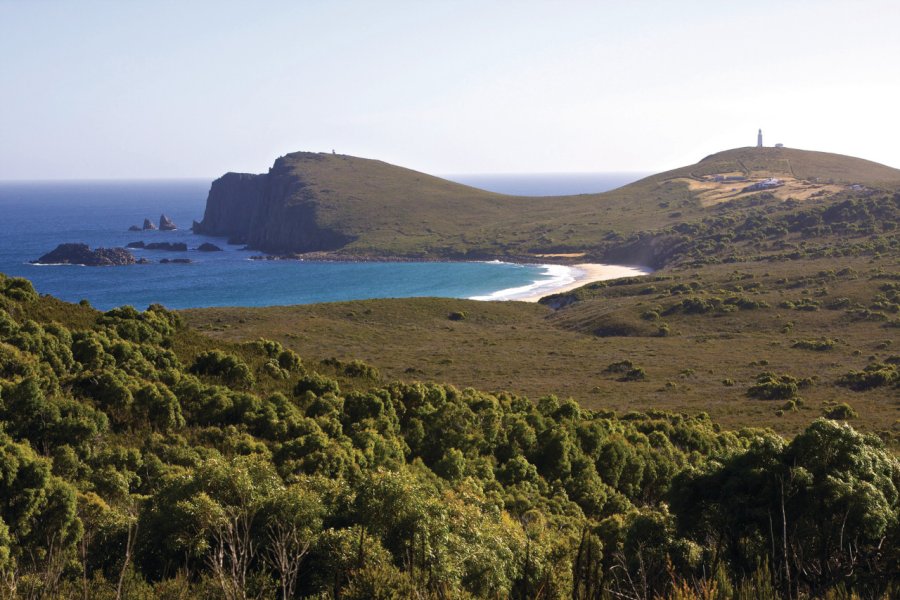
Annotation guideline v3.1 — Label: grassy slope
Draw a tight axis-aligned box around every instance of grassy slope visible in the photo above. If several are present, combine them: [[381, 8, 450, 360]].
[[272, 147, 900, 258], [183, 255, 899, 442]]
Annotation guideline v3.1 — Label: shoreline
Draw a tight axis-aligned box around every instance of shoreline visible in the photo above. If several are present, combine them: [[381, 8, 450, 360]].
[[177, 243, 656, 304], [470, 263, 654, 303]]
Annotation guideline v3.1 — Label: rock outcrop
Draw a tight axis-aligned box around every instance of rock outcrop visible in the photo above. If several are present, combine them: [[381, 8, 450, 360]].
[[146, 242, 188, 251], [127, 241, 188, 251], [159, 214, 177, 230], [33, 243, 136, 266], [196, 243, 223, 252], [143, 218, 157, 231]]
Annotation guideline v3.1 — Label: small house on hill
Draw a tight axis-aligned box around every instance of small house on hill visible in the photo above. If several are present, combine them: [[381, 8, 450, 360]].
[[742, 178, 784, 193]]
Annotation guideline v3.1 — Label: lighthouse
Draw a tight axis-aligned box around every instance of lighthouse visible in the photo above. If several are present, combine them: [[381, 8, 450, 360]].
[[757, 129, 763, 148]]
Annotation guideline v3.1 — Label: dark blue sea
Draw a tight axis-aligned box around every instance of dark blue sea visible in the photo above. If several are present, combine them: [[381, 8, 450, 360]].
[[0, 174, 646, 310]]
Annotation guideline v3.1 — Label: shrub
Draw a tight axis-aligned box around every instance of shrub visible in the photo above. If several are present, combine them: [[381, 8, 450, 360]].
[[190, 350, 255, 389], [619, 367, 647, 382], [1, 277, 38, 302], [792, 339, 835, 352], [837, 363, 898, 391], [747, 372, 807, 400], [823, 403, 858, 420], [604, 360, 635, 373], [448, 311, 467, 321], [293, 372, 341, 397]]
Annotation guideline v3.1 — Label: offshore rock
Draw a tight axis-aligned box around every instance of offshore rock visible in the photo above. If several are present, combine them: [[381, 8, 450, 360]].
[[143, 218, 157, 230], [196, 242, 223, 252], [191, 220, 202, 231], [33, 243, 136, 266], [159, 214, 177, 231], [126, 241, 145, 248], [128, 225, 142, 232], [144, 242, 188, 251], [160, 258, 191, 264]]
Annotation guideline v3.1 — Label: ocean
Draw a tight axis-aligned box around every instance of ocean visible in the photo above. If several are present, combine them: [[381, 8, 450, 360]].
[[0, 173, 647, 310]]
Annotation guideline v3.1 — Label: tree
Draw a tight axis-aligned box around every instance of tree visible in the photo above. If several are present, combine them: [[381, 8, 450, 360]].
[[263, 482, 324, 600], [177, 454, 282, 600], [0, 431, 81, 597], [670, 420, 900, 597]]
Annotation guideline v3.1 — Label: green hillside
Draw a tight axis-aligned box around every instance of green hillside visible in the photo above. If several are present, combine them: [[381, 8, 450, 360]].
[[184, 255, 900, 442], [198, 147, 900, 262]]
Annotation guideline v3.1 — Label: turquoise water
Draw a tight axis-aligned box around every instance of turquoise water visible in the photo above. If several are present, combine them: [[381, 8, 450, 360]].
[[0, 175, 641, 310]]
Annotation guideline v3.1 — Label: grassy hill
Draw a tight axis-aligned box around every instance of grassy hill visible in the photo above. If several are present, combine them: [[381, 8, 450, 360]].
[[198, 147, 900, 263]]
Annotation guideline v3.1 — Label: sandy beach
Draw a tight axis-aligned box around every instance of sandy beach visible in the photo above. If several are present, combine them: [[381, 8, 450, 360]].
[[469, 263, 653, 303], [518, 263, 652, 302]]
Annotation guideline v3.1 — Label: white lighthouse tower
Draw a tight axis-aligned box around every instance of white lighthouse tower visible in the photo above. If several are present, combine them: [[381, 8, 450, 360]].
[[757, 129, 763, 148]]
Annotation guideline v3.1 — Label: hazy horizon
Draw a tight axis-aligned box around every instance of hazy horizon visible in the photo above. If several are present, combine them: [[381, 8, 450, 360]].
[[2, 1, 899, 179], [0, 169, 652, 183]]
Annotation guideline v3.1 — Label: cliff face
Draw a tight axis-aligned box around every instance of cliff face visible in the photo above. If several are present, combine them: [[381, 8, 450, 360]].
[[194, 172, 267, 244], [195, 159, 352, 252]]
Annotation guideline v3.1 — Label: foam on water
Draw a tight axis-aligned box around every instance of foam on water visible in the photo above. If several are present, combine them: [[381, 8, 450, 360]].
[[469, 264, 580, 301]]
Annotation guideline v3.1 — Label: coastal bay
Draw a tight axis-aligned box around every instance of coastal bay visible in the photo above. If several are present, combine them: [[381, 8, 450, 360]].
[[0, 177, 647, 310]]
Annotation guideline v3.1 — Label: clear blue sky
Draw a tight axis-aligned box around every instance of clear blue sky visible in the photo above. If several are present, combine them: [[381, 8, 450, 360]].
[[1, 0, 898, 179]]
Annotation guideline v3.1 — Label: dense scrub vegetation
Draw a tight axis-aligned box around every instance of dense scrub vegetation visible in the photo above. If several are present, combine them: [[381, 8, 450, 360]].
[[600, 191, 900, 268], [0, 273, 898, 598]]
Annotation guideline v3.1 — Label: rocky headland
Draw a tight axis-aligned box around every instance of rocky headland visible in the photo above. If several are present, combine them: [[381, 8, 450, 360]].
[[193, 163, 351, 253]]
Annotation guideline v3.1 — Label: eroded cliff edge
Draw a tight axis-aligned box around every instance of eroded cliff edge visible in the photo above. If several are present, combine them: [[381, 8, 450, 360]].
[[194, 155, 352, 253]]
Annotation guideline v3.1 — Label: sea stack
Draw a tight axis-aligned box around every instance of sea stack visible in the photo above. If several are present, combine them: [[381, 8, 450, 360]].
[[159, 214, 177, 231], [143, 218, 157, 230]]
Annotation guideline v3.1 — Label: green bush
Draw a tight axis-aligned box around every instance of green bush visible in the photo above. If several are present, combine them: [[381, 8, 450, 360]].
[[747, 372, 806, 400], [823, 402, 858, 420], [792, 339, 835, 351], [293, 372, 341, 397], [837, 362, 898, 391], [190, 350, 255, 389]]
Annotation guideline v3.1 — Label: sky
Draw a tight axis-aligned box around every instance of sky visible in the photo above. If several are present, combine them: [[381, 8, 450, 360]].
[[1, 0, 899, 179]]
